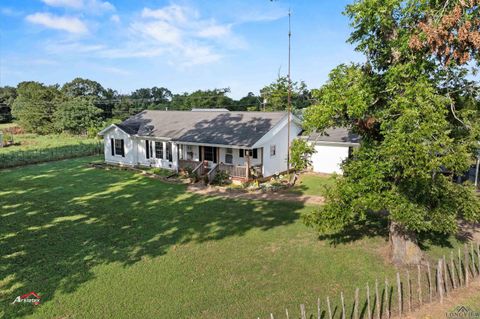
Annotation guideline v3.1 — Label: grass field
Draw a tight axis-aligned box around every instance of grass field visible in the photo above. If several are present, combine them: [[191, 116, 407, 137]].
[[0, 157, 468, 318], [0, 132, 99, 154], [290, 173, 336, 196]]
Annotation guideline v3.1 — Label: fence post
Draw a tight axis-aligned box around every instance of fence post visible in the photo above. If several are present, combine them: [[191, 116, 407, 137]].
[[317, 297, 321, 319], [438, 259, 444, 304], [341, 292, 346, 319], [427, 262, 433, 302], [300, 304, 306, 319], [465, 244, 469, 287], [477, 242, 480, 279], [443, 255, 449, 295], [458, 248, 464, 287], [406, 271, 411, 313], [385, 279, 390, 319], [397, 272, 402, 318], [367, 283, 372, 319], [417, 264, 422, 306], [354, 287, 359, 319], [471, 243, 476, 278], [285, 308, 289, 319], [375, 279, 380, 319], [327, 296, 332, 319], [450, 251, 457, 289]]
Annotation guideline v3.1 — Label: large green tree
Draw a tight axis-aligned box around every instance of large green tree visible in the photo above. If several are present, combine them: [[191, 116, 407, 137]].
[[303, 0, 480, 264], [170, 88, 234, 110], [53, 97, 103, 135], [260, 76, 311, 111], [0, 86, 17, 123], [11, 82, 61, 134]]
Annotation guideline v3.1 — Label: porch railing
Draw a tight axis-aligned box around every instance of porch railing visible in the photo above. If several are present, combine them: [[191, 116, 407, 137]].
[[219, 163, 248, 178], [207, 163, 219, 183], [178, 159, 201, 171]]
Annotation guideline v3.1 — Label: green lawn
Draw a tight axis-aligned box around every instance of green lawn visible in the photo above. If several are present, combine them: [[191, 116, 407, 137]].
[[0, 132, 99, 154], [0, 157, 467, 318], [290, 173, 337, 196]]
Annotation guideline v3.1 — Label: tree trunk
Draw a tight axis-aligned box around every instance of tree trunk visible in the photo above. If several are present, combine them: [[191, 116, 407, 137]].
[[389, 222, 423, 265]]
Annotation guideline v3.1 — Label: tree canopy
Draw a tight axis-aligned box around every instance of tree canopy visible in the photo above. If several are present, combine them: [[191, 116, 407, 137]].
[[303, 0, 480, 264]]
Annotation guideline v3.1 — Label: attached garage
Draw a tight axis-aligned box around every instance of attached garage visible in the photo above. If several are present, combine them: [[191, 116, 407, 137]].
[[305, 128, 360, 175]]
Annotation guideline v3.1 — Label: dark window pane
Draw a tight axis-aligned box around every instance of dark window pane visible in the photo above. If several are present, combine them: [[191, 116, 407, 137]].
[[114, 139, 123, 156], [166, 142, 172, 162], [204, 146, 214, 162], [155, 142, 163, 159]]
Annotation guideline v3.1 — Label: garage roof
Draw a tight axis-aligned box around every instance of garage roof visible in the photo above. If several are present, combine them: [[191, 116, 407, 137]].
[[306, 127, 361, 145]]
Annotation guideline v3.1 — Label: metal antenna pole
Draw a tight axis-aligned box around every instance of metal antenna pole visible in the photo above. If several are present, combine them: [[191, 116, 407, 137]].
[[287, 8, 292, 173]]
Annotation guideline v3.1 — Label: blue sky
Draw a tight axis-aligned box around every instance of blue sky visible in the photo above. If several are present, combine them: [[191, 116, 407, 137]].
[[0, 0, 363, 98]]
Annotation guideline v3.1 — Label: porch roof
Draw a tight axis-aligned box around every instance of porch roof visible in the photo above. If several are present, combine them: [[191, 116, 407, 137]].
[[118, 110, 287, 147]]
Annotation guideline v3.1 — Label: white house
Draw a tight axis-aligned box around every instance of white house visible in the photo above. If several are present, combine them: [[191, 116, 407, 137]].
[[99, 110, 302, 181], [304, 128, 360, 174]]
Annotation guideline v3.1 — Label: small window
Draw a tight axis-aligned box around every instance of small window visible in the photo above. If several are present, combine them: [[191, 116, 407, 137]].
[[146, 140, 153, 159], [187, 145, 194, 160], [155, 142, 163, 159], [270, 145, 276, 157], [166, 142, 173, 162], [225, 148, 233, 164], [239, 149, 244, 158], [114, 139, 124, 157], [252, 148, 258, 159]]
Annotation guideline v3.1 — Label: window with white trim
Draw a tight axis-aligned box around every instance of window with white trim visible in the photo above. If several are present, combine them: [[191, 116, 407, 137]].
[[114, 139, 124, 157], [155, 141, 163, 159], [270, 145, 276, 157], [225, 148, 233, 164]]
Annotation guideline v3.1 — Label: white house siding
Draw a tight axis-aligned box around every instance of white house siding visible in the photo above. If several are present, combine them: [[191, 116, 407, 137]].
[[137, 138, 177, 170], [256, 118, 302, 177], [311, 144, 350, 174], [218, 147, 262, 167], [103, 127, 136, 166]]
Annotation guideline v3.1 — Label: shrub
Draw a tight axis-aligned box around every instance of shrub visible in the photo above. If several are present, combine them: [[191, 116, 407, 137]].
[[211, 170, 230, 185]]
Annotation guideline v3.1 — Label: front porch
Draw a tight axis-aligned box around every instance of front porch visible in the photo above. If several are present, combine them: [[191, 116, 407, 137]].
[[177, 144, 263, 182]]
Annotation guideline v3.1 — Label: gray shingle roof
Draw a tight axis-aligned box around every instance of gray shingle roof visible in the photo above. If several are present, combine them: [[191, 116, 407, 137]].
[[119, 110, 287, 147], [306, 127, 361, 144]]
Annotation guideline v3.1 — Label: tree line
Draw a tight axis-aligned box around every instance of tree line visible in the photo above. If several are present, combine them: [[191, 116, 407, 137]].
[[0, 76, 311, 135]]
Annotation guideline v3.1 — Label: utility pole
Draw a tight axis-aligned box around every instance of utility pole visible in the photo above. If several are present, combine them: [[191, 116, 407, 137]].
[[287, 8, 292, 173]]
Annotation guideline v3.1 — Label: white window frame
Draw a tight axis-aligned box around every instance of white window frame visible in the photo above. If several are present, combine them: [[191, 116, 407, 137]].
[[270, 145, 276, 157]]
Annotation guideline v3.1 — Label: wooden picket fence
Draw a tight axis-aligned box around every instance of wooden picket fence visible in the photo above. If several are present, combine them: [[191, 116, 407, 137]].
[[261, 242, 480, 319]]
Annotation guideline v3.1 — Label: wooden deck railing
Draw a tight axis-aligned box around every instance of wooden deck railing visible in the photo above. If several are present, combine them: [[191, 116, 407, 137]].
[[207, 163, 219, 183], [178, 159, 201, 171], [218, 163, 248, 178]]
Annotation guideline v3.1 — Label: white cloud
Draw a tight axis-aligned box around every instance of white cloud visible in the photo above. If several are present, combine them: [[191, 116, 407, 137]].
[[110, 14, 120, 23], [0, 7, 23, 17], [124, 4, 239, 66], [42, 0, 83, 9], [197, 24, 231, 38], [26, 12, 88, 34], [41, 0, 115, 13]]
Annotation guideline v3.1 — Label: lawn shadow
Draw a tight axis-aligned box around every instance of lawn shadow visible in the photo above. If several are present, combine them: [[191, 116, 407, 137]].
[[318, 211, 389, 246], [0, 157, 304, 318]]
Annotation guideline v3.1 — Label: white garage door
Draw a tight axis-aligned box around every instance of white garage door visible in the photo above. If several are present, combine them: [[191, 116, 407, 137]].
[[311, 145, 350, 174]]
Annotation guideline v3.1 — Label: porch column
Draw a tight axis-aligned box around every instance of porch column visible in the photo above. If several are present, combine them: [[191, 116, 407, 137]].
[[172, 143, 179, 171], [246, 151, 251, 179]]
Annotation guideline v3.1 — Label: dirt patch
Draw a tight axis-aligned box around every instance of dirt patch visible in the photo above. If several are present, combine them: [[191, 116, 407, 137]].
[[187, 184, 325, 205], [400, 279, 480, 319]]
